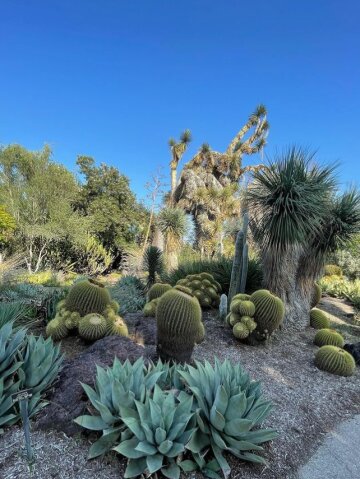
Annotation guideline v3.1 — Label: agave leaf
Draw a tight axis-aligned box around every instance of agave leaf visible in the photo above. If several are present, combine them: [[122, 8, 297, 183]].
[[230, 450, 267, 465], [212, 444, 231, 479], [210, 406, 225, 431], [238, 428, 278, 444], [122, 417, 145, 441], [155, 427, 167, 445], [135, 441, 158, 455], [167, 441, 185, 457], [146, 453, 163, 474], [210, 428, 227, 449], [186, 428, 210, 453], [179, 460, 198, 472], [124, 458, 147, 478], [158, 439, 173, 455], [224, 418, 253, 437], [80, 383, 100, 410], [74, 415, 109, 431], [114, 437, 146, 459], [213, 385, 228, 416], [88, 429, 122, 459], [161, 463, 181, 479], [225, 391, 247, 420], [94, 399, 118, 425]]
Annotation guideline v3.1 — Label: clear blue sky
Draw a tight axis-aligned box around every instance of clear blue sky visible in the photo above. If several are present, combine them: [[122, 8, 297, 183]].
[[1, 0, 359, 202]]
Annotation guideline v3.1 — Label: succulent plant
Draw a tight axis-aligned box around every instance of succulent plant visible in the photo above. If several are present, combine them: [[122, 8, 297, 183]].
[[180, 359, 277, 477], [156, 288, 205, 363], [147, 283, 172, 301], [242, 317, 257, 332], [314, 329, 344, 348], [65, 279, 111, 316], [78, 313, 107, 341], [311, 283, 322, 308], [310, 308, 330, 329], [175, 272, 220, 309], [64, 311, 81, 330], [110, 300, 120, 314], [233, 300, 256, 317], [229, 313, 241, 326], [143, 298, 159, 317], [232, 293, 251, 301], [228, 212, 249, 308], [46, 317, 69, 341], [250, 290, 284, 339], [314, 345, 355, 376], [107, 316, 129, 337], [219, 294, 228, 322], [233, 322, 250, 339], [114, 385, 196, 479]]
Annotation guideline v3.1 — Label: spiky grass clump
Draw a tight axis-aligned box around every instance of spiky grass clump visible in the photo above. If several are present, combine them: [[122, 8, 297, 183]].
[[310, 308, 330, 329], [147, 283, 172, 301], [314, 329, 344, 348], [65, 279, 111, 316], [46, 317, 68, 341], [311, 283, 322, 308], [78, 313, 107, 341], [315, 345, 355, 376]]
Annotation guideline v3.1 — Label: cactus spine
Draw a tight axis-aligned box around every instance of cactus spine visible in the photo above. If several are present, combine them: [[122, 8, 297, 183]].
[[228, 212, 249, 310], [314, 345, 355, 376], [156, 288, 205, 363]]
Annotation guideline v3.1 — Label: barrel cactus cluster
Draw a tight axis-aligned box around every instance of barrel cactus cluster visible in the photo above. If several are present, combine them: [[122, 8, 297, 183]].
[[156, 285, 205, 362], [175, 272, 221, 308], [46, 279, 128, 342], [142, 282, 172, 317], [227, 290, 284, 343]]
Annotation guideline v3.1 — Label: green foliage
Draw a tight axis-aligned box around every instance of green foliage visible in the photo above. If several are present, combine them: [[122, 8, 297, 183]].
[[0, 322, 63, 431], [157, 288, 205, 363], [110, 276, 146, 315], [81, 236, 113, 276], [148, 283, 172, 301], [143, 246, 163, 287], [314, 345, 355, 376], [311, 283, 322, 308], [78, 314, 108, 341], [314, 329, 344, 348], [310, 308, 330, 329], [162, 256, 263, 295], [175, 272, 221, 309], [324, 265, 343, 277], [328, 239, 360, 280], [76, 358, 275, 478], [250, 290, 284, 340], [319, 276, 360, 308], [0, 205, 16, 243], [0, 302, 29, 329], [65, 279, 111, 316]]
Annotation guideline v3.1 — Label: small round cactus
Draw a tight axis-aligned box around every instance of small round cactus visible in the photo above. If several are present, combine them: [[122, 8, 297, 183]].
[[110, 300, 120, 314], [310, 308, 330, 329], [175, 272, 220, 308], [233, 322, 250, 339], [46, 317, 68, 341], [65, 279, 111, 316], [143, 298, 159, 317], [148, 283, 172, 301], [64, 311, 80, 330], [229, 313, 241, 326], [315, 346, 355, 376], [237, 300, 256, 317], [250, 289, 284, 338], [311, 283, 322, 308], [314, 329, 344, 348], [78, 313, 107, 341], [242, 317, 257, 332], [233, 293, 251, 302], [107, 316, 129, 337]]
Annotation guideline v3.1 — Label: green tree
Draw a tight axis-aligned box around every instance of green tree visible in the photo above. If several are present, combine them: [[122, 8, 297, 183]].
[[75, 156, 148, 267], [0, 144, 86, 273]]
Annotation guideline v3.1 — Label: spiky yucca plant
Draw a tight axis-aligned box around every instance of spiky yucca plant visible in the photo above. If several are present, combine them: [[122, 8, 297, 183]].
[[143, 246, 163, 288], [158, 207, 188, 270]]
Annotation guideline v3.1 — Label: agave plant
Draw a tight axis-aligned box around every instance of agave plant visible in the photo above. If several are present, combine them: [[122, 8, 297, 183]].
[[180, 359, 277, 478], [115, 384, 196, 479], [74, 358, 166, 458]]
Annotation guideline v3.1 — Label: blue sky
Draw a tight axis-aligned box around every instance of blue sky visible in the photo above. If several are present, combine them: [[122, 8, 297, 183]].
[[0, 0, 359, 203]]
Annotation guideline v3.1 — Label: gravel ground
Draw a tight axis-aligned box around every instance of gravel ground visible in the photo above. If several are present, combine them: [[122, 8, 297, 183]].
[[0, 296, 359, 479]]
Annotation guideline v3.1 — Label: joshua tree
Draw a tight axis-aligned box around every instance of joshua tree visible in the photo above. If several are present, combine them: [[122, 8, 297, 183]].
[[245, 146, 360, 329], [168, 129, 192, 199], [157, 207, 188, 270]]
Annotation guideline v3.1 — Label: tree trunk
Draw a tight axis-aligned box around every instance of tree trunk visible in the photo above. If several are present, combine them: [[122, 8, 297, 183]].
[[152, 226, 164, 251], [171, 168, 177, 196]]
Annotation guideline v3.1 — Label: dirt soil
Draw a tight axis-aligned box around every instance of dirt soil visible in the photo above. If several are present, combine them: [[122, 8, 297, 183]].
[[1, 296, 359, 479]]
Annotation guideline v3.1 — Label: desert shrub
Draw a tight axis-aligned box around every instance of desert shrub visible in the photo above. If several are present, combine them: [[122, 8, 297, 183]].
[[76, 358, 276, 478], [110, 275, 146, 315], [162, 256, 263, 294], [324, 264, 343, 277], [0, 283, 67, 320], [0, 322, 63, 431], [319, 276, 360, 308], [18, 270, 62, 287]]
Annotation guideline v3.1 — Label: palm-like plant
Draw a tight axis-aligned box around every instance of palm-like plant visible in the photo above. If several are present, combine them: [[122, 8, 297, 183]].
[[158, 208, 188, 270], [169, 130, 192, 197], [143, 246, 163, 288], [246, 147, 336, 323]]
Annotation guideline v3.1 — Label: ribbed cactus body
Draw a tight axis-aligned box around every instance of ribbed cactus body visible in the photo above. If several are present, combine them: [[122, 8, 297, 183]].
[[219, 294, 228, 322], [232, 293, 251, 302], [143, 298, 159, 317], [250, 290, 284, 338], [110, 300, 120, 314], [46, 318, 68, 341], [107, 316, 129, 337], [175, 272, 220, 308], [233, 322, 249, 339], [315, 346, 355, 376], [237, 300, 256, 317], [311, 283, 322, 308], [65, 280, 111, 316], [156, 288, 204, 363], [64, 311, 80, 330], [310, 308, 330, 329], [314, 329, 344, 348], [78, 313, 107, 341], [148, 283, 172, 301], [229, 313, 241, 326]]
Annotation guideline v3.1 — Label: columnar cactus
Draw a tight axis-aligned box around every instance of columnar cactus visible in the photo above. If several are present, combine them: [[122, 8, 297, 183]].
[[156, 288, 205, 363], [250, 289, 284, 339], [228, 211, 249, 308], [65, 279, 111, 316], [147, 283, 172, 301], [314, 329, 344, 348], [314, 345, 355, 376], [310, 308, 330, 329], [219, 294, 228, 322]]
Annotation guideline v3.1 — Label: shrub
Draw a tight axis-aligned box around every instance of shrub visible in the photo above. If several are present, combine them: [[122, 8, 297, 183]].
[[162, 257, 263, 295], [110, 276, 146, 315], [319, 276, 360, 308], [76, 358, 276, 478], [324, 264, 343, 277], [0, 302, 30, 329]]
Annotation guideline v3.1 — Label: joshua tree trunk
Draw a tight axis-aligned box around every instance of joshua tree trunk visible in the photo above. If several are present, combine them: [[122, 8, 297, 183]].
[[171, 166, 177, 196]]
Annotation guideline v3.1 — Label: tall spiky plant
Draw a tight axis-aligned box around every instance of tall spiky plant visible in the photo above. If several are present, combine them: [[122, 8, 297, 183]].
[[158, 207, 187, 270], [246, 147, 336, 327], [169, 129, 192, 198], [143, 245, 163, 288]]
